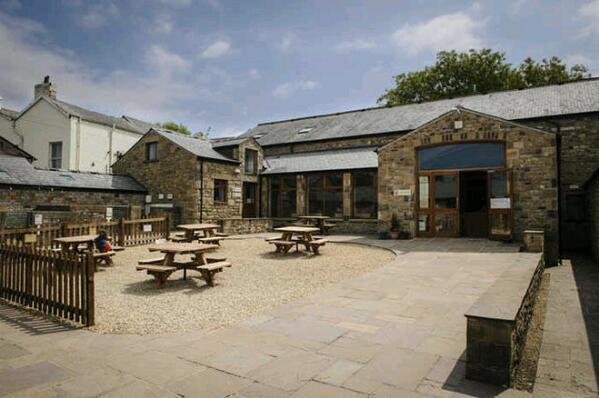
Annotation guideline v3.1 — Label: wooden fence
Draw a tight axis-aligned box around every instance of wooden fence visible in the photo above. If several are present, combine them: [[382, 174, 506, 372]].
[[0, 216, 170, 249], [0, 244, 95, 326]]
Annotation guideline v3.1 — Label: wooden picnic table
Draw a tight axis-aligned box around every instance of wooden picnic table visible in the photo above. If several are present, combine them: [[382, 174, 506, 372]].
[[272, 226, 321, 253], [297, 216, 333, 234], [147, 242, 218, 280], [53, 235, 97, 253], [176, 223, 220, 242]]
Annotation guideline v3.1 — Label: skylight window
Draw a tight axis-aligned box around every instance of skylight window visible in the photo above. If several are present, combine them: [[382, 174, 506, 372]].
[[298, 127, 313, 134], [59, 174, 74, 181], [0, 170, 9, 178]]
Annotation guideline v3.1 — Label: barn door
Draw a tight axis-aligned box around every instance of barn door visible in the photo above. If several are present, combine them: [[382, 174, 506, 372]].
[[488, 169, 513, 240]]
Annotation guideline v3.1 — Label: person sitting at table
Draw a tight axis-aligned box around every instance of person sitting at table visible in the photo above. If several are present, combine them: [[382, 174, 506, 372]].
[[94, 230, 112, 253]]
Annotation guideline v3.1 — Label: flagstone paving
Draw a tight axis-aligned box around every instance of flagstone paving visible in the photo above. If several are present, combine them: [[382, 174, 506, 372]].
[[0, 236, 594, 397]]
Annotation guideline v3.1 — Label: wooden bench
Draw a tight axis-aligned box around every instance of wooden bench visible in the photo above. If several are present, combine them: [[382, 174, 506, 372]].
[[138, 257, 165, 265], [214, 232, 229, 237], [268, 240, 295, 253], [307, 238, 328, 254], [321, 223, 336, 235], [197, 261, 231, 286], [93, 251, 115, 267], [198, 237, 224, 245], [136, 265, 178, 288], [170, 236, 189, 242]]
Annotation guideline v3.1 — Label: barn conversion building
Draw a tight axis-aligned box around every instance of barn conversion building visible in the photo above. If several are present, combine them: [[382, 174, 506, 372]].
[[113, 79, 599, 264]]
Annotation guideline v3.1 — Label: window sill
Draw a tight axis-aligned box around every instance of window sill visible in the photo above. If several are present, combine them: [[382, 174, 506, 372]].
[[144, 159, 159, 163]]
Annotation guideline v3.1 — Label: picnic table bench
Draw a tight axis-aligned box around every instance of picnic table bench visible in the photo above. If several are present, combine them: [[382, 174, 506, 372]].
[[173, 223, 221, 243], [268, 226, 327, 254], [297, 216, 335, 234]]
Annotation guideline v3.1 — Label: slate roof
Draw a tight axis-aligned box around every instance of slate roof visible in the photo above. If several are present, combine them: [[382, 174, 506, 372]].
[[0, 108, 19, 120], [0, 155, 146, 192], [242, 78, 599, 146], [210, 136, 249, 148], [151, 128, 239, 163], [262, 147, 378, 175]]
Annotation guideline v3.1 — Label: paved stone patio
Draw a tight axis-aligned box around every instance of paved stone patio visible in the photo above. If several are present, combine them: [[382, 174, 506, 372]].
[[0, 236, 593, 397]]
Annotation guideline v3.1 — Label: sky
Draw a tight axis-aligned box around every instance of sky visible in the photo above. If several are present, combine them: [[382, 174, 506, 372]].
[[0, 0, 598, 138]]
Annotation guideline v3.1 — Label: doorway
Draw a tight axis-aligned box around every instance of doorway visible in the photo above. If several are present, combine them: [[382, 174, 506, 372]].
[[242, 182, 257, 218], [460, 171, 488, 237]]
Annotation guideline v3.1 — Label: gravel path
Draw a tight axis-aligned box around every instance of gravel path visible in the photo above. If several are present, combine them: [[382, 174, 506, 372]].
[[91, 238, 394, 335]]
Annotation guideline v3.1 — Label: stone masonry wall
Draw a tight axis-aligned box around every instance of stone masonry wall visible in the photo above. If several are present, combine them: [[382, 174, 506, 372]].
[[378, 110, 558, 263], [199, 160, 243, 222], [113, 132, 199, 223], [0, 187, 144, 224]]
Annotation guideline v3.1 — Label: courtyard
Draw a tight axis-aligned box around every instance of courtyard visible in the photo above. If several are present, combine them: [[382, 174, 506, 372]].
[[3, 236, 593, 397]]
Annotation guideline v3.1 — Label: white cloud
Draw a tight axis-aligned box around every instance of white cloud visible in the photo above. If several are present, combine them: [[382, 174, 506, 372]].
[[335, 39, 377, 53], [146, 45, 190, 74], [579, 0, 599, 37], [153, 13, 173, 34], [565, 53, 591, 66], [392, 11, 484, 55], [273, 80, 319, 99], [277, 32, 297, 53], [248, 68, 259, 79], [200, 40, 231, 58], [78, 2, 118, 29], [157, 0, 192, 6]]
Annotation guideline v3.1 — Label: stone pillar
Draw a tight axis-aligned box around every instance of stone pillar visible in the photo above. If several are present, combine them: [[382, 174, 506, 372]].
[[523, 230, 544, 253], [343, 172, 352, 218], [296, 175, 306, 216]]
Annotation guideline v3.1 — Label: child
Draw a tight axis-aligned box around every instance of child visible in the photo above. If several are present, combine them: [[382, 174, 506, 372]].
[[94, 230, 112, 253]]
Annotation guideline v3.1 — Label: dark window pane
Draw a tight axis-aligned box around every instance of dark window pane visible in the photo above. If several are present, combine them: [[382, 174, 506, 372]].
[[270, 190, 279, 217], [270, 177, 280, 190], [280, 190, 296, 217], [324, 189, 343, 217], [214, 179, 227, 202], [353, 171, 377, 218], [490, 172, 508, 198], [308, 175, 322, 189], [283, 176, 296, 189], [309, 189, 323, 215], [434, 175, 456, 208], [326, 174, 342, 188], [244, 149, 257, 174], [419, 143, 505, 170], [565, 194, 585, 221]]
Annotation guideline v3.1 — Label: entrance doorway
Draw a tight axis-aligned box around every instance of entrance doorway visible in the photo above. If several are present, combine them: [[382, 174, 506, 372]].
[[242, 182, 257, 218], [460, 171, 488, 237]]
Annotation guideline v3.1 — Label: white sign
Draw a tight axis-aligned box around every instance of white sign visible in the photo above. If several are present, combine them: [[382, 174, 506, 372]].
[[167, 193, 173, 200], [145, 195, 152, 203], [393, 189, 411, 197], [143, 224, 152, 232], [34, 214, 43, 225], [106, 207, 113, 219], [158, 193, 164, 199], [490, 197, 511, 209]]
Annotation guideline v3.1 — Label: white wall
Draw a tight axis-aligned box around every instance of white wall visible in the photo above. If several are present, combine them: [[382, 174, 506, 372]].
[[76, 120, 142, 172], [15, 99, 71, 169], [0, 117, 18, 145]]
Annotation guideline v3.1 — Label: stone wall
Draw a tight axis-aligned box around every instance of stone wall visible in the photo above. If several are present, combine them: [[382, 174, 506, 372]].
[[588, 175, 599, 262], [0, 187, 144, 225], [113, 132, 199, 223], [219, 217, 273, 234], [378, 109, 558, 263], [200, 160, 243, 222]]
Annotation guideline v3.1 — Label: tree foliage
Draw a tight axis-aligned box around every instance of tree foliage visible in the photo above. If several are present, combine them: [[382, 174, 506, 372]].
[[159, 121, 192, 136], [378, 49, 590, 106]]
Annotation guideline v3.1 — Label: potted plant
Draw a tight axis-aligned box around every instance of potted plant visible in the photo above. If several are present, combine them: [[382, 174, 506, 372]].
[[389, 213, 400, 239]]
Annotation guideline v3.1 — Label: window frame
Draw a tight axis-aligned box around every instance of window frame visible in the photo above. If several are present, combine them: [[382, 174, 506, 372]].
[[49, 141, 62, 169], [244, 148, 258, 175], [145, 142, 158, 162], [270, 175, 297, 218], [307, 172, 343, 217], [213, 179, 228, 204], [352, 170, 378, 219]]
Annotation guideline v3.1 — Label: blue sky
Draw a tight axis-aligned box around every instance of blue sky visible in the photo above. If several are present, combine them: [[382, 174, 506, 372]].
[[0, 0, 597, 137]]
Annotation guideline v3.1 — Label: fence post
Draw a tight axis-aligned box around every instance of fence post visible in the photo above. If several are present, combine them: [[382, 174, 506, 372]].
[[25, 246, 33, 307], [118, 218, 125, 247], [164, 214, 170, 239], [85, 251, 95, 326]]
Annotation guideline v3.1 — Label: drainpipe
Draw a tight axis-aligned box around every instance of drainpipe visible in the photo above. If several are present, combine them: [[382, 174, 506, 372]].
[[75, 117, 81, 170], [199, 158, 204, 222], [108, 123, 115, 172], [546, 119, 562, 264]]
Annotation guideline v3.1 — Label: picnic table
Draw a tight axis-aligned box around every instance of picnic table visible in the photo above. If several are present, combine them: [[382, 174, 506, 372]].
[[174, 223, 220, 242], [269, 226, 327, 254], [53, 235, 115, 268], [138, 242, 229, 287], [297, 216, 335, 234]]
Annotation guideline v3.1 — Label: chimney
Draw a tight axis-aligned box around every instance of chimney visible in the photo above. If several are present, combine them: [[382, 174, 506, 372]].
[[34, 76, 57, 99]]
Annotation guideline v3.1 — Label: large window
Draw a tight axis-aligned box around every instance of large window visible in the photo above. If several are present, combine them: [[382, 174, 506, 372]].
[[244, 149, 257, 174], [49, 141, 62, 169], [308, 173, 343, 217], [270, 175, 296, 217], [213, 179, 227, 203], [353, 171, 377, 218], [146, 142, 158, 161], [418, 143, 505, 171]]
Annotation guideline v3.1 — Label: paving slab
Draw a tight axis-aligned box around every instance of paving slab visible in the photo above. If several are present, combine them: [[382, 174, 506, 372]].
[[0, 361, 69, 397]]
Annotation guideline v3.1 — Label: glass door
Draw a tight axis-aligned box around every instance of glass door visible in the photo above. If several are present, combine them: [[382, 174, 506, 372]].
[[417, 171, 460, 237], [488, 169, 513, 240]]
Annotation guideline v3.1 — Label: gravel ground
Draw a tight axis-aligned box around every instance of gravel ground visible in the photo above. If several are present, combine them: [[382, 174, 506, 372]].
[[91, 238, 394, 335]]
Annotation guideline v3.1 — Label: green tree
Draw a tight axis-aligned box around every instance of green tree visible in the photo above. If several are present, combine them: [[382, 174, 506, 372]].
[[378, 49, 590, 106], [159, 121, 192, 136]]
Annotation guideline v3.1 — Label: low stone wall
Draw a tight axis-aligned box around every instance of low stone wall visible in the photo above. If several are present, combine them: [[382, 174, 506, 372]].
[[464, 252, 544, 387], [218, 218, 273, 235]]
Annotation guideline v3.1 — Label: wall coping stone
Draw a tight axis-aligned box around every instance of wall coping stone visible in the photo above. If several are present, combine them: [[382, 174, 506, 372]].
[[465, 252, 542, 321]]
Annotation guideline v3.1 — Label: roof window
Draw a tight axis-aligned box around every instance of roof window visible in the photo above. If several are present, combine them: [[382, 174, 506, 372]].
[[0, 170, 8, 178], [298, 127, 313, 134], [59, 174, 74, 181]]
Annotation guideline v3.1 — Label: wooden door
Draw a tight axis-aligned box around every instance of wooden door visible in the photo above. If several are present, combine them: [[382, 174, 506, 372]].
[[417, 172, 460, 237], [487, 169, 513, 240], [242, 182, 257, 218]]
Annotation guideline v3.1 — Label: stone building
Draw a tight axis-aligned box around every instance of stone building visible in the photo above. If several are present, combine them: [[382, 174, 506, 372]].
[[112, 79, 599, 264], [585, 170, 599, 262], [0, 153, 146, 226]]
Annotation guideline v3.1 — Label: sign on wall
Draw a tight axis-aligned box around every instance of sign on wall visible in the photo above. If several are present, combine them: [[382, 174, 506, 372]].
[[393, 189, 411, 197], [106, 207, 113, 220], [490, 198, 511, 209], [143, 224, 152, 232], [34, 214, 43, 225]]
